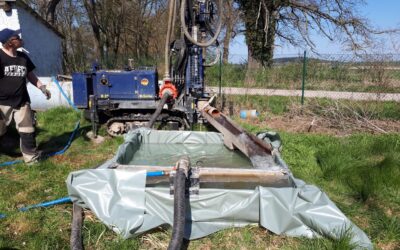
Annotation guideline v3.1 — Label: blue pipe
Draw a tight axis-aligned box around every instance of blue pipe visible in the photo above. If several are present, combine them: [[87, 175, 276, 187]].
[[52, 77, 79, 111], [46, 78, 81, 158], [146, 171, 165, 177], [19, 197, 72, 212], [46, 120, 81, 157], [0, 159, 23, 168]]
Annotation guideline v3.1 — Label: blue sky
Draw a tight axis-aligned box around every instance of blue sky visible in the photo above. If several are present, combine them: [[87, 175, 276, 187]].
[[229, 0, 400, 61]]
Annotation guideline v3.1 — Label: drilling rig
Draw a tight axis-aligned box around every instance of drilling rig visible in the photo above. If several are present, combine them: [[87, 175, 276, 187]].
[[72, 0, 223, 136]]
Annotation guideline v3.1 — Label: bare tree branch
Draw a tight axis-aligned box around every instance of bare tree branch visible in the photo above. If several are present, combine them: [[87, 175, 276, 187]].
[[237, 0, 400, 67]]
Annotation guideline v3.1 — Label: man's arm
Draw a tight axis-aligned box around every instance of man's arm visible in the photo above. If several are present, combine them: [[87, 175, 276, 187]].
[[27, 71, 44, 88], [27, 71, 51, 99]]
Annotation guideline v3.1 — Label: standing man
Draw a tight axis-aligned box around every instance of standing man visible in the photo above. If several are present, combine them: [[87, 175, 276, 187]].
[[0, 28, 51, 163]]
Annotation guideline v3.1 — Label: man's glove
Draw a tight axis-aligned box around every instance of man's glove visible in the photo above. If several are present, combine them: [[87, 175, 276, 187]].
[[39, 85, 51, 100]]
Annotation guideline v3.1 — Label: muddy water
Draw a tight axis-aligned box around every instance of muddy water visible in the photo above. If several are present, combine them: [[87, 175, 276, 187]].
[[127, 143, 253, 168]]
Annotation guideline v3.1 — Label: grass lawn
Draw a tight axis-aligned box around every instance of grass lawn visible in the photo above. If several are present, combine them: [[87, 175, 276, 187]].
[[0, 107, 399, 249]]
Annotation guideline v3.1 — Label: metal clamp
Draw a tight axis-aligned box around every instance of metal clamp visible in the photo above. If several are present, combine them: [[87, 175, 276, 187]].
[[169, 156, 199, 196]]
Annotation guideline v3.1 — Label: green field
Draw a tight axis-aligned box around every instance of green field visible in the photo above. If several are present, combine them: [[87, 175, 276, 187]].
[[0, 107, 399, 249], [205, 62, 400, 93]]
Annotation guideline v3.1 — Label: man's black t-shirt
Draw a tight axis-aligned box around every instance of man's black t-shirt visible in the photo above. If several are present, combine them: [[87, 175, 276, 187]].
[[0, 49, 35, 108]]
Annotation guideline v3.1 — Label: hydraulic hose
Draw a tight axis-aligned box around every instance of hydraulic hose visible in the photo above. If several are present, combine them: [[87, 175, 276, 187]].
[[181, 0, 223, 47], [164, 0, 177, 78], [170, 0, 178, 42], [147, 92, 171, 128], [204, 45, 221, 67], [167, 157, 190, 250], [71, 203, 84, 250]]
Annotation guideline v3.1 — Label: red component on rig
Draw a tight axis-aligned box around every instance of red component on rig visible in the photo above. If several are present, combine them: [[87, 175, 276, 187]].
[[159, 80, 178, 100]]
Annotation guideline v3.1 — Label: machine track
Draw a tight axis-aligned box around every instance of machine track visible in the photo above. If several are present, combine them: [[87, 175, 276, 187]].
[[106, 113, 188, 136]]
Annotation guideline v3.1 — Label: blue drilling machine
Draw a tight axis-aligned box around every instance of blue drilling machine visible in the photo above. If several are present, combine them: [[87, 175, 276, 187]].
[[72, 0, 222, 136]]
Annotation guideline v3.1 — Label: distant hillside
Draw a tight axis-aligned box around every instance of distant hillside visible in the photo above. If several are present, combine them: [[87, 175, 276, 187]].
[[273, 57, 331, 64]]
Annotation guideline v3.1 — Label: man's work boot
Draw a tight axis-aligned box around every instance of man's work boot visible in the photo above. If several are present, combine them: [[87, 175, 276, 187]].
[[19, 132, 40, 164]]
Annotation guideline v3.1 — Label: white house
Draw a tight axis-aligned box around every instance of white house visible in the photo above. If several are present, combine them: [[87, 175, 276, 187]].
[[0, 0, 64, 76]]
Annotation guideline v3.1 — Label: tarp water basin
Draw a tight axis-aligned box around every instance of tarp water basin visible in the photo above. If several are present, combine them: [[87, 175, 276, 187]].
[[66, 128, 372, 249], [109, 128, 293, 188]]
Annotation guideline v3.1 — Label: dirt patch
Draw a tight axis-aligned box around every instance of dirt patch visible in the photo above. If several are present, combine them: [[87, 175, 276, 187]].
[[376, 242, 400, 250], [243, 115, 400, 136], [7, 215, 39, 236], [234, 105, 400, 136], [229, 97, 400, 135]]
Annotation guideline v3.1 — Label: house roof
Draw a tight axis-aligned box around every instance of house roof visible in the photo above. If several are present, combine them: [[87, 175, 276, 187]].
[[1, 0, 64, 38]]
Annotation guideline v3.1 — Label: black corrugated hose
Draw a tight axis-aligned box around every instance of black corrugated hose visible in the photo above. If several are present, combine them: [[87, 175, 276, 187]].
[[70, 203, 84, 250], [147, 92, 171, 128], [167, 167, 188, 250], [70, 163, 103, 249]]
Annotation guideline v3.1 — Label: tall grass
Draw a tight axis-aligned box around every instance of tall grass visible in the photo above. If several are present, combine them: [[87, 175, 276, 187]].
[[235, 121, 400, 249], [315, 134, 400, 202], [220, 95, 400, 121], [298, 227, 357, 250], [370, 212, 400, 242]]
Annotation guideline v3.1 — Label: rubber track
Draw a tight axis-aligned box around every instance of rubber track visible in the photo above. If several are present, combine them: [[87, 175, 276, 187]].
[[106, 113, 187, 136]]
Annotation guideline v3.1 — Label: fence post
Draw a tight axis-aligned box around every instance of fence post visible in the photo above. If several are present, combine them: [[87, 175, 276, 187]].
[[301, 50, 307, 105], [219, 50, 222, 98]]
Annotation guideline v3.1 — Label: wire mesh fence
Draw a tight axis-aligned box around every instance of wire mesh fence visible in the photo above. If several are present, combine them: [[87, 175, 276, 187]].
[[205, 53, 400, 103]]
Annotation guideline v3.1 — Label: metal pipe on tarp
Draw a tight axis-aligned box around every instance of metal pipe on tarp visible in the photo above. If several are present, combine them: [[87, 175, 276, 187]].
[[206, 106, 219, 116], [201, 105, 275, 169], [113, 164, 292, 187]]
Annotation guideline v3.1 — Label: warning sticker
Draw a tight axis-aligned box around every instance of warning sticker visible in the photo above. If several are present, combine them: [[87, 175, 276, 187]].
[[141, 78, 149, 86]]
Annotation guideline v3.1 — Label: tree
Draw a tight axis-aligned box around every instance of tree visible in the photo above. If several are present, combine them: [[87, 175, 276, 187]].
[[82, 0, 126, 65], [56, 0, 95, 72], [83, 0, 169, 67], [27, 0, 170, 71], [23, 0, 61, 24], [236, 0, 386, 68], [46, 0, 61, 24], [221, 0, 242, 64]]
